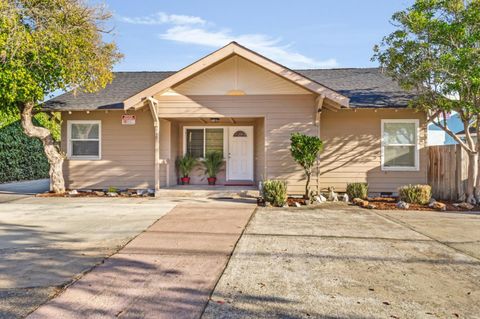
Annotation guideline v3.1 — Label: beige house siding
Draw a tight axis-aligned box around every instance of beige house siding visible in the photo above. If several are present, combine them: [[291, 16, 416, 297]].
[[61, 110, 157, 189], [319, 108, 428, 194]]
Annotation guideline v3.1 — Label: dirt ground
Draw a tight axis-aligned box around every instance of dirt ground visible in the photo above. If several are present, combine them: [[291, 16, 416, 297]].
[[203, 203, 480, 319]]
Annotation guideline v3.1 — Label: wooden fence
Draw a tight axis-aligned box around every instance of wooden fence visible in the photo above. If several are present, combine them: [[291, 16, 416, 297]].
[[427, 145, 469, 201]]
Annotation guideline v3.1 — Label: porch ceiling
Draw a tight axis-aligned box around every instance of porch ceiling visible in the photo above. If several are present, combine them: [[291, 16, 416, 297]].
[[167, 117, 261, 124]]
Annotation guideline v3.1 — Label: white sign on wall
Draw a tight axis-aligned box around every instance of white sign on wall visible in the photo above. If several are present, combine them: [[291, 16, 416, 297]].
[[122, 115, 136, 125]]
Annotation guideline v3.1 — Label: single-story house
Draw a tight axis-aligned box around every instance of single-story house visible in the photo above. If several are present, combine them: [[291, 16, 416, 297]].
[[45, 42, 427, 195]]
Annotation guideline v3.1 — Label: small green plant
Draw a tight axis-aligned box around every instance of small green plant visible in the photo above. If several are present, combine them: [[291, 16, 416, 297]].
[[290, 133, 324, 199], [108, 186, 118, 193], [202, 151, 224, 178], [346, 183, 368, 200], [176, 154, 198, 178], [398, 184, 431, 205], [262, 180, 287, 207]]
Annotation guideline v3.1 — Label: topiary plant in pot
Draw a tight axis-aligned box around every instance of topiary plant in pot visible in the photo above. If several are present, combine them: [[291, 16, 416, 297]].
[[202, 151, 224, 185], [176, 154, 198, 185]]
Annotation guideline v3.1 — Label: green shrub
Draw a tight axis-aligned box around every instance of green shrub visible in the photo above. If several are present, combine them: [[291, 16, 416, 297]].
[[108, 186, 118, 193], [176, 154, 198, 177], [346, 182, 368, 200], [202, 151, 223, 178], [0, 120, 50, 183], [290, 133, 323, 199], [398, 184, 431, 204], [262, 180, 287, 207]]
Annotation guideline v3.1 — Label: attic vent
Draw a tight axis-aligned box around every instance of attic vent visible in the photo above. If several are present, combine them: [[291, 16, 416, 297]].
[[233, 130, 247, 137]]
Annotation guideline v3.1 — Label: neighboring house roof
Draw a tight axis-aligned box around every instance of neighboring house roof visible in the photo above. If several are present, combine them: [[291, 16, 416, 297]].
[[456, 126, 477, 136], [297, 68, 417, 108]]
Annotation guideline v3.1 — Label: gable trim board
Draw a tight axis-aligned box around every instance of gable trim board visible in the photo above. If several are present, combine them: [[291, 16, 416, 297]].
[[49, 42, 426, 195]]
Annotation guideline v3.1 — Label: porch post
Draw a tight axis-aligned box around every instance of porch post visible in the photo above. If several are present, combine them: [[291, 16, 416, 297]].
[[315, 95, 325, 195], [147, 97, 161, 197]]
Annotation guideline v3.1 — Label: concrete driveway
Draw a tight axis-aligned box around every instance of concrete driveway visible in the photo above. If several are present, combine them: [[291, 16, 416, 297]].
[[0, 196, 177, 319], [0, 180, 49, 203], [203, 203, 480, 318]]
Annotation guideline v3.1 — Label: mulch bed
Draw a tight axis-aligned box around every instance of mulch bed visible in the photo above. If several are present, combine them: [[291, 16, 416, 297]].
[[284, 196, 477, 211], [36, 190, 153, 198], [287, 197, 307, 206], [364, 197, 472, 211]]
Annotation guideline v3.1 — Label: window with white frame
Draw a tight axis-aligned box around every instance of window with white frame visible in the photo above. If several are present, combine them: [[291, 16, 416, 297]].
[[68, 121, 101, 159], [381, 119, 419, 170], [185, 127, 224, 158]]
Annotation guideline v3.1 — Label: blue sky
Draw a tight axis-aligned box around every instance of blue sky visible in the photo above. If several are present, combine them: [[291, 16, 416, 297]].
[[98, 0, 414, 71]]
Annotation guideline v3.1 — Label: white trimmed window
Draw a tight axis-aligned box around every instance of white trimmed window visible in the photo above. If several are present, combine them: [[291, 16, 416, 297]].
[[184, 127, 225, 158], [67, 121, 101, 160], [381, 119, 419, 171]]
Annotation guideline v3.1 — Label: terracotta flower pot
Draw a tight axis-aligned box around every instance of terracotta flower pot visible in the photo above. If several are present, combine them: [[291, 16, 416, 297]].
[[207, 177, 216, 185], [181, 177, 190, 185]]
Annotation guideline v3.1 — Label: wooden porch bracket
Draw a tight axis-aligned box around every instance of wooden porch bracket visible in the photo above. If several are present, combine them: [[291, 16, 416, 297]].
[[146, 97, 161, 197], [314, 94, 325, 126]]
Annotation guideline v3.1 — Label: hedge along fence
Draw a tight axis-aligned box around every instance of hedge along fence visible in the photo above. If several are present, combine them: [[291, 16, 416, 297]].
[[0, 113, 60, 183]]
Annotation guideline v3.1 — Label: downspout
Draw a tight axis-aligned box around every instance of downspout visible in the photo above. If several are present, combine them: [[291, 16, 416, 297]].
[[146, 97, 160, 197]]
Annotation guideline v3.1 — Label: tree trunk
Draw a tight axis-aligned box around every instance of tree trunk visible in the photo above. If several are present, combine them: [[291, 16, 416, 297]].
[[20, 102, 65, 193], [466, 152, 477, 204], [305, 171, 311, 199]]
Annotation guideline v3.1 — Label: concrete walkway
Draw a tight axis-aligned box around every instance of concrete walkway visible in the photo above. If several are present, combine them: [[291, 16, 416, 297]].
[[28, 202, 255, 319]]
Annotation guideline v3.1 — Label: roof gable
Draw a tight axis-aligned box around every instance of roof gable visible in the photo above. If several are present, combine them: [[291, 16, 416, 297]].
[[123, 42, 349, 110], [170, 55, 312, 96]]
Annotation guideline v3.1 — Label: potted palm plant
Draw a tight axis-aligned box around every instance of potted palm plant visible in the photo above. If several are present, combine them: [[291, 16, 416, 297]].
[[202, 151, 224, 185], [176, 154, 197, 185]]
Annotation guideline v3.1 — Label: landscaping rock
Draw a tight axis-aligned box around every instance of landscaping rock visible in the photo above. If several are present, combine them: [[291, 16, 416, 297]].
[[106, 192, 118, 197], [328, 187, 338, 202], [432, 202, 447, 211], [136, 189, 146, 196], [455, 202, 474, 210], [359, 200, 370, 208], [342, 194, 349, 202], [396, 201, 410, 209], [353, 198, 369, 208], [94, 191, 105, 197], [367, 204, 377, 209], [68, 190, 78, 196], [147, 188, 155, 195], [294, 202, 301, 207]]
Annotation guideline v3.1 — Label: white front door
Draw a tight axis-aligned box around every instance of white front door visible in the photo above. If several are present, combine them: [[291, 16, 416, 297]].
[[228, 127, 253, 181]]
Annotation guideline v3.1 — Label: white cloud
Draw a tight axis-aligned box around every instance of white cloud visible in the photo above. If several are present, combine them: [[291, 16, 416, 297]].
[[160, 26, 338, 69], [118, 12, 206, 26]]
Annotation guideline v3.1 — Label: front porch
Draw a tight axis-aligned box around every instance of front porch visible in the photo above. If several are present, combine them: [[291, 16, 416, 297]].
[[158, 116, 265, 187]]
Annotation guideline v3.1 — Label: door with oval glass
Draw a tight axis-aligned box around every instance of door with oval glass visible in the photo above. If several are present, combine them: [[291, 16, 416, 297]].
[[228, 126, 253, 181]]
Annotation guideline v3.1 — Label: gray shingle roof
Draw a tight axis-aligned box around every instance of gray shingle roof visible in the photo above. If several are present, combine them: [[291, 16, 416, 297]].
[[296, 68, 416, 108], [44, 71, 174, 111], [44, 68, 416, 110]]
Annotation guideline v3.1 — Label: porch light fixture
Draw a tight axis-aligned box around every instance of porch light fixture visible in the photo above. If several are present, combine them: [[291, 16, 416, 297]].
[[227, 89, 246, 96], [210, 118, 220, 123]]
